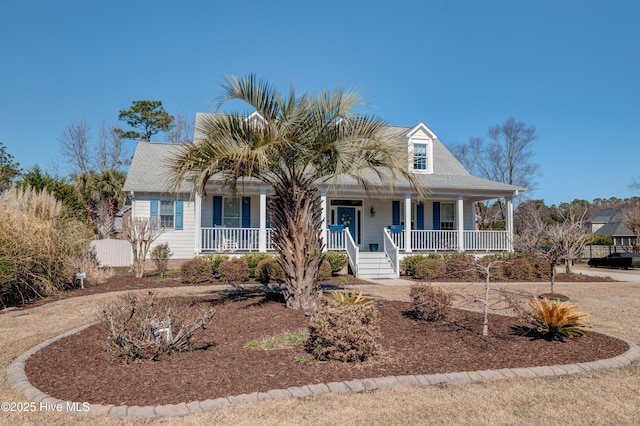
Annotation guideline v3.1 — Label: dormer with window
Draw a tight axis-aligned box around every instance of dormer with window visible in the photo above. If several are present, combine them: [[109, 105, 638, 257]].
[[407, 123, 436, 174]]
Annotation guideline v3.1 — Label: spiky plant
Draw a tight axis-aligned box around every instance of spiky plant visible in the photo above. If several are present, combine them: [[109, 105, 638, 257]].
[[529, 297, 589, 340], [330, 290, 372, 306]]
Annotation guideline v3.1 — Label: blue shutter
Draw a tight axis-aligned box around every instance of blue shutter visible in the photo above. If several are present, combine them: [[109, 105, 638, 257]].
[[392, 201, 400, 226], [242, 197, 251, 228], [150, 200, 159, 228], [433, 202, 441, 230], [175, 200, 184, 230], [213, 196, 222, 226], [416, 202, 424, 230]]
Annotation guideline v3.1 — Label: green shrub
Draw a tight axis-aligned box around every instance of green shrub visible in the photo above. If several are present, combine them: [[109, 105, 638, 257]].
[[0, 187, 92, 307], [413, 258, 446, 280], [322, 251, 349, 273], [181, 258, 214, 284], [241, 253, 272, 277], [444, 253, 478, 281], [255, 257, 284, 284], [587, 235, 613, 246], [199, 254, 230, 277], [400, 254, 429, 276], [306, 297, 380, 362], [409, 283, 453, 321], [218, 258, 250, 284], [318, 259, 333, 281], [150, 243, 173, 277]]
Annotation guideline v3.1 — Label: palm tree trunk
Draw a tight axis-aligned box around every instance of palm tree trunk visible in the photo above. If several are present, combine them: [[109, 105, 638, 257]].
[[270, 183, 324, 310]]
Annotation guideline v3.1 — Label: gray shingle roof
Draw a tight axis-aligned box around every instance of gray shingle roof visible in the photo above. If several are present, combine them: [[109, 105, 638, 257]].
[[124, 121, 525, 200]]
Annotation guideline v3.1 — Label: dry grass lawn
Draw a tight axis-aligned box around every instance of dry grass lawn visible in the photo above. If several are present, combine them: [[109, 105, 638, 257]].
[[1, 279, 639, 425]]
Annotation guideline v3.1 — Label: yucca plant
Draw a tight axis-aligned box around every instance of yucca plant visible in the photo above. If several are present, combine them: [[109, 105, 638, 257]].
[[330, 290, 372, 306], [529, 297, 589, 340]]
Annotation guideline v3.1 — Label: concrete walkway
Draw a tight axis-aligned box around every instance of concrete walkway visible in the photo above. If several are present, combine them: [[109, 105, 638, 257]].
[[6, 283, 640, 419]]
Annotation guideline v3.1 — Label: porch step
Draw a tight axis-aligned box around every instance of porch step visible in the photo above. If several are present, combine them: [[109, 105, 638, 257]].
[[356, 252, 397, 280]]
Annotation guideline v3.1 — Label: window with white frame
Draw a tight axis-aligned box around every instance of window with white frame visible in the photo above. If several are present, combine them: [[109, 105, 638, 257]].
[[440, 203, 454, 230], [410, 138, 432, 173], [413, 143, 428, 170], [223, 198, 241, 227], [160, 201, 175, 228]]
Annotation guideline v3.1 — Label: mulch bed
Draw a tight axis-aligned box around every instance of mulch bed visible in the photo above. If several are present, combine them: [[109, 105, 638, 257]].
[[25, 291, 629, 407]]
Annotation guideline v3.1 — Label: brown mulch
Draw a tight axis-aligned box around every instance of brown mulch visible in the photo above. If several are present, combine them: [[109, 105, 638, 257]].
[[25, 292, 629, 407]]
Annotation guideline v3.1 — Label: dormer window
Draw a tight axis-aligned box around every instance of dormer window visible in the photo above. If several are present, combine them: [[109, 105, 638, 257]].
[[409, 138, 433, 173], [407, 123, 436, 174]]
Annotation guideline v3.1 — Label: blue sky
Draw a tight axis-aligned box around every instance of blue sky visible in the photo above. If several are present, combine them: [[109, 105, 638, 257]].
[[1, 0, 638, 206]]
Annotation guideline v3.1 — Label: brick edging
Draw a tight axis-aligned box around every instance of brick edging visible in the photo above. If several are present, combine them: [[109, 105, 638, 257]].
[[7, 323, 640, 419]]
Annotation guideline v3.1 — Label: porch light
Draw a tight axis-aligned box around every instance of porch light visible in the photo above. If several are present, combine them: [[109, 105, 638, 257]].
[[370, 207, 376, 217]]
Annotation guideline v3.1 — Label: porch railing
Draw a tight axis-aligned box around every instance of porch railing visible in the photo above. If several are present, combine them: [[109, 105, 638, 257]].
[[411, 230, 459, 251], [201, 227, 261, 252], [344, 228, 359, 277], [463, 230, 509, 252], [326, 227, 347, 250], [200, 227, 509, 253], [383, 228, 400, 278]]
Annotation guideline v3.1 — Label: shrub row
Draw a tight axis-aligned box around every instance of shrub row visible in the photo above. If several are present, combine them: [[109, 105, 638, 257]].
[[181, 252, 345, 284], [401, 253, 552, 282]]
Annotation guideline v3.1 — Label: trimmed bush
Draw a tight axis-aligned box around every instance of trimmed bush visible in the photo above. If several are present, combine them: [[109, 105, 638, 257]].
[[444, 253, 478, 281], [242, 253, 272, 277], [400, 254, 429, 276], [322, 251, 349, 273], [100, 292, 214, 364], [150, 243, 173, 277], [181, 258, 214, 284], [414, 258, 446, 280], [409, 283, 452, 321], [502, 257, 534, 281], [255, 257, 284, 284], [306, 297, 380, 362], [318, 259, 333, 281], [199, 254, 229, 277], [218, 258, 250, 284]]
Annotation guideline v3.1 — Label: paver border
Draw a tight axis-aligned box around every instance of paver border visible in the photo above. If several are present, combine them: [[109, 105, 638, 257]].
[[8, 321, 640, 419]]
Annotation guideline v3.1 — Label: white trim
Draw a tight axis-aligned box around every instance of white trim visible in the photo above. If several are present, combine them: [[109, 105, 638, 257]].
[[259, 189, 267, 252], [457, 196, 464, 252], [194, 191, 202, 255], [404, 193, 412, 253]]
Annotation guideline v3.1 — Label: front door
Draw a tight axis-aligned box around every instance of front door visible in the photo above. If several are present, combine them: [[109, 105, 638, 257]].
[[337, 207, 357, 242]]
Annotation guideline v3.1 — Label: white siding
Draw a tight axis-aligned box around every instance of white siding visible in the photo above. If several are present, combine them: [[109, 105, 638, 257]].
[[133, 195, 197, 259]]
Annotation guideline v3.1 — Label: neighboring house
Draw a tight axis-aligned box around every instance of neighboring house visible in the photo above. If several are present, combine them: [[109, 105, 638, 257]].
[[586, 206, 636, 247], [122, 115, 525, 279]]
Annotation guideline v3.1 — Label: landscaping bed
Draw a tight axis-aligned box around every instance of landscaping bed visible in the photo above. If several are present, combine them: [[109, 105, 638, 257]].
[[25, 291, 628, 407]]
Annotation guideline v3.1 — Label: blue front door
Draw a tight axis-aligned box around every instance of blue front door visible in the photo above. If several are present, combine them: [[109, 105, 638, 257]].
[[337, 207, 356, 242]]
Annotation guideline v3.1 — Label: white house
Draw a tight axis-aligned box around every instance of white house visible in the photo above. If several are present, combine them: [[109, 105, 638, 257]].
[[122, 116, 525, 279]]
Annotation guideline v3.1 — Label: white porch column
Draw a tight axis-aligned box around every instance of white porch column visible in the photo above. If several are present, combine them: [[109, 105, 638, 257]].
[[506, 194, 515, 252], [259, 188, 267, 252], [194, 191, 202, 255], [457, 195, 465, 252], [321, 190, 327, 252], [404, 193, 412, 253]]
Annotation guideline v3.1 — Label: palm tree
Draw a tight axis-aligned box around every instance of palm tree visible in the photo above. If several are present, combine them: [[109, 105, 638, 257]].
[[167, 74, 424, 310], [73, 169, 126, 238]]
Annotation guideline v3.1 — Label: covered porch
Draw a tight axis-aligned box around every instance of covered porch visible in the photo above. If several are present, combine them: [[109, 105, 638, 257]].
[[195, 188, 515, 255]]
